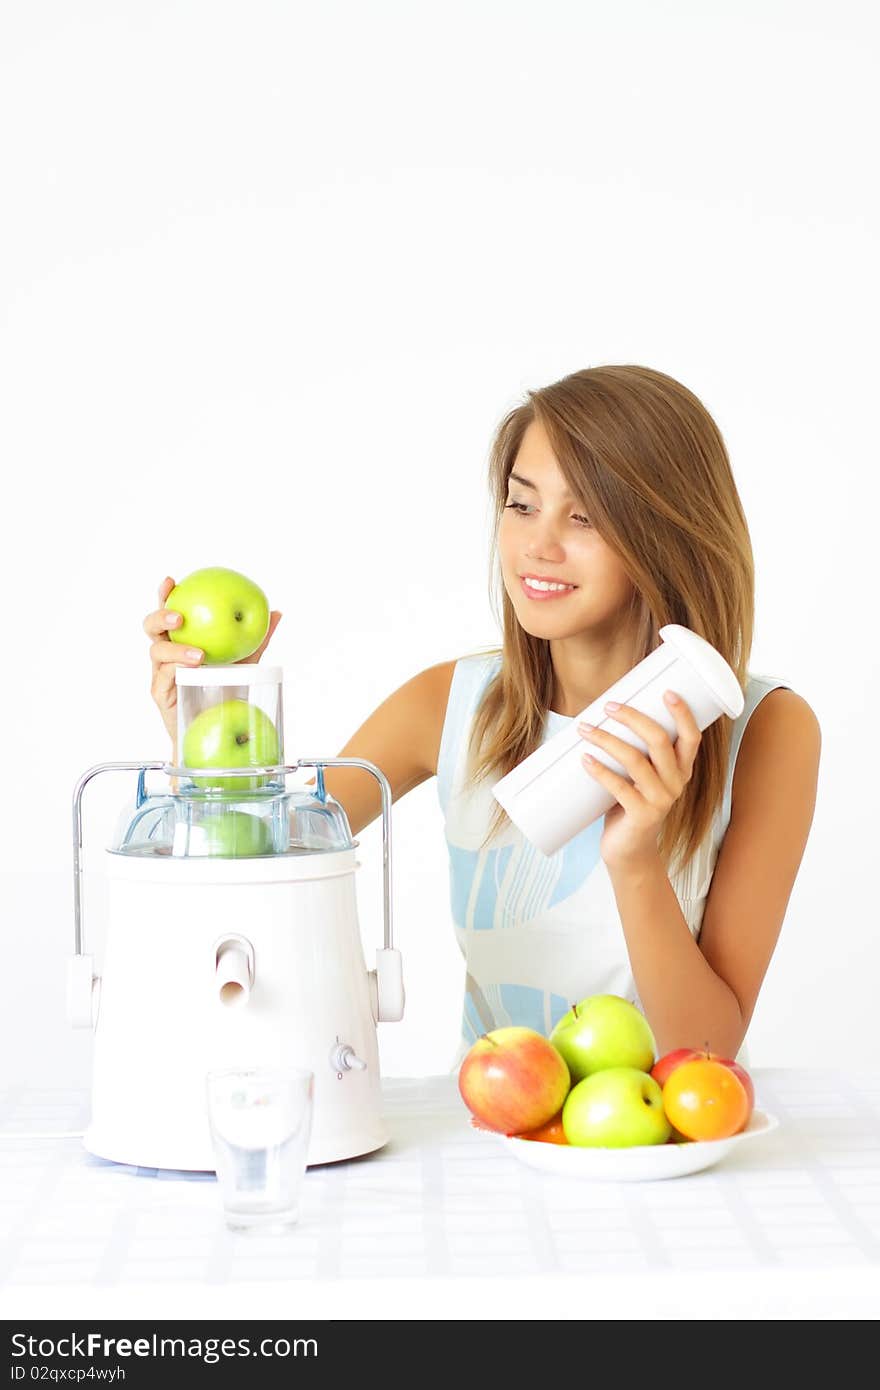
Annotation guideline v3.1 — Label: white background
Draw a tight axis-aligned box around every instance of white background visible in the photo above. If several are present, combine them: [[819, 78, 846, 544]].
[[0, 0, 878, 1317]]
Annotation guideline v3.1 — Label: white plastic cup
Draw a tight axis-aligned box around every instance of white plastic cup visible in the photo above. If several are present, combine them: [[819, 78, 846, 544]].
[[174, 664, 284, 793], [491, 625, 745, 857]]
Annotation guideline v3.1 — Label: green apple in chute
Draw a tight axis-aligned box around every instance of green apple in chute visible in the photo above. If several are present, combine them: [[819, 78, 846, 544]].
[[197, 809, 274, 857], [167, 566, 270, 664], [182, 698, 280, 791], [562, 1067, 671, 1148], [550, 993, 656, 1083]]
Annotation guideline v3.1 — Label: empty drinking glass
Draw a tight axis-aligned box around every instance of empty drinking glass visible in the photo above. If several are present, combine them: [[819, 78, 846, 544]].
[[206, 1066, 314, 1232]]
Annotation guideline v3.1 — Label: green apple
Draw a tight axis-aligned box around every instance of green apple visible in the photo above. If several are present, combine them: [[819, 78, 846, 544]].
[[182, 698, 280, 791], [197, 809, 274, 857], [167, 566, 270, 664], [562, 1067, 671, 1147], [550, 993, 656, 1082]]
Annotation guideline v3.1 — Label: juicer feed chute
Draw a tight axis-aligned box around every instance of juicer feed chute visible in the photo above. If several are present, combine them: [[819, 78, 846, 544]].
[[67, 663, 405, 1170]]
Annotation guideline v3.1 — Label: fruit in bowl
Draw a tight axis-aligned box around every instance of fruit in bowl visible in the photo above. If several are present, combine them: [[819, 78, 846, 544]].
[[549, 993, 657, 1083], [561, 1066, 671, 1148], [458, 1027, 571, 1135], [514, 1111, 568, 1144], [660, 1057, 751, 1141], [651, 1046, 755, 1119], [167, 566, 270, 664]]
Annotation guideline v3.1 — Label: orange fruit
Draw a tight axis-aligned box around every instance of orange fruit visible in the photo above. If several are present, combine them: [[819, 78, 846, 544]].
[[515, 1111, 569, 1144], [661, 1058, 750, 1141]]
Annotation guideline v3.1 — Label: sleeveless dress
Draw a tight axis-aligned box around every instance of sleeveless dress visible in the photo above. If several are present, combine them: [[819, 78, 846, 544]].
[[437, 650, 791, 1072]]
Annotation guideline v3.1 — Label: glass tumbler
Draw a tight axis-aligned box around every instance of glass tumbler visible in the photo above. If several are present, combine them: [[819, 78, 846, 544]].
[[206, 1067, 314, 1232]]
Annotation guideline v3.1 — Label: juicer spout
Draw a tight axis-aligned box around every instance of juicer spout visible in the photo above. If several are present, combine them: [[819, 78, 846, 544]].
[[215, 936, 255, 1007]]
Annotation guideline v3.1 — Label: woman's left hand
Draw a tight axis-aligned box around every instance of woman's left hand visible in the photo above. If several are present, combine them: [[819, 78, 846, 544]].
[[578, 691, 702, 872]]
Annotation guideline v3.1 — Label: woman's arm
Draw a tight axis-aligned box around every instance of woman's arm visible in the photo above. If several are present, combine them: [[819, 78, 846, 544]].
[[302, 659, 457, 837], [608, 689, 822, 1057]]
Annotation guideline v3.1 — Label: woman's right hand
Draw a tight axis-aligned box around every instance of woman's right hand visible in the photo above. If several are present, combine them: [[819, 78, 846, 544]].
[[144, 576, 283, 749]]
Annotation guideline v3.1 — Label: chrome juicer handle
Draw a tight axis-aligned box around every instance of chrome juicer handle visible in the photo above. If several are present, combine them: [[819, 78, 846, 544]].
[[287, 758, 395, 954], [287, 758, 403, 1020], [72, 761, 168, 957], [71, 757, 396, 956], [69, 761, 168, 1027]]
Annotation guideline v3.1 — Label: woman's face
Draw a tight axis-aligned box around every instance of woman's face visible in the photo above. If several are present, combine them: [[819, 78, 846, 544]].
[[499, 418, 636, 638]]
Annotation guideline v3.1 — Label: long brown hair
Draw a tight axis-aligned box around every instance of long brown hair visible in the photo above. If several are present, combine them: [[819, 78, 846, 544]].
[[468, 365, 754, 872]]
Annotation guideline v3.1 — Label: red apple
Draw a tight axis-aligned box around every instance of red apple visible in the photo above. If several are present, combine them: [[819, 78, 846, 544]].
[[458, 1026, 571, 1135], [651, 1046, 755, 1117], [650, 1047, 699, 1087]]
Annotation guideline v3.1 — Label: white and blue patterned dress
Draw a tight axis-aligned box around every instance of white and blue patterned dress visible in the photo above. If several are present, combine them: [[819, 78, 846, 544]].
[[437, 650, 790, 1072]]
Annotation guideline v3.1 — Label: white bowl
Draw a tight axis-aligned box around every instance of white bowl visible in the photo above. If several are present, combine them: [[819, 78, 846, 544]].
[[474, 1109, 779, 1182]]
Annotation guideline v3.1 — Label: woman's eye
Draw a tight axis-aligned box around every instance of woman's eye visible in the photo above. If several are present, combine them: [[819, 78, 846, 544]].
[[504, 501, 591, 527]]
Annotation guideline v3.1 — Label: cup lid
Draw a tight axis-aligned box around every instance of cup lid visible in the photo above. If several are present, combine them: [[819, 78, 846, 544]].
[[658, 626, 744, 717], [175, 664, 283, 687]]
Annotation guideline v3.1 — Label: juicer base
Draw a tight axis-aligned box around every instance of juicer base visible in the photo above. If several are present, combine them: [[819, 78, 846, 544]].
[[82, 1124, 390, 1172]]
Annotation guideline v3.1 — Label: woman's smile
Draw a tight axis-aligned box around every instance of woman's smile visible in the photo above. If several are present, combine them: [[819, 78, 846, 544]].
[[519, 575, 579, 600]]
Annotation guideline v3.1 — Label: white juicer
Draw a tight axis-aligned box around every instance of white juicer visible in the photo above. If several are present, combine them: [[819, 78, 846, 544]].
[[67, 663, 405, 1170]]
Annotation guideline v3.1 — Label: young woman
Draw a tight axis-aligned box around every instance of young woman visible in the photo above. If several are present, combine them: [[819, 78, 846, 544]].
[[144, 365, 821, 1068]]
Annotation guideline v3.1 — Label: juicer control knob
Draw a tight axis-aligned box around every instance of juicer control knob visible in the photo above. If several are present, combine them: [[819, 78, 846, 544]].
[[330, 1044, 368, 1073]]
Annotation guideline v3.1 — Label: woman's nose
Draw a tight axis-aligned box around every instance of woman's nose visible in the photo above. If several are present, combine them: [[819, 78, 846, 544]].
[[526, 519, 567, 557]]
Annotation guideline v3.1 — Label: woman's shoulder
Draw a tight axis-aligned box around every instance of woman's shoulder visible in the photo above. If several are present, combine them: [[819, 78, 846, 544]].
[[709, 673, 819, 841], [442, 647, 503, 704], [732, 677, 821, 806], [454, 646, 503, 671], [739, 675, 821, 746], [433, 649, 503, 791], [425, 647, 502, 704]]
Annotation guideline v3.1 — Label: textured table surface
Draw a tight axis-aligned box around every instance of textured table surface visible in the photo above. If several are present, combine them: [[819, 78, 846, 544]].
[[1, 1068, 879, 1318]]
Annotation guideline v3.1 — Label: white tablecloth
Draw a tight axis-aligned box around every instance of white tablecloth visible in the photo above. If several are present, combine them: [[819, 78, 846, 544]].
[[1, 1068, 879, 1319]]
